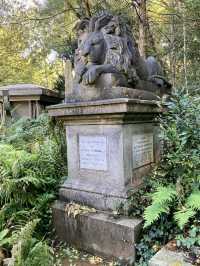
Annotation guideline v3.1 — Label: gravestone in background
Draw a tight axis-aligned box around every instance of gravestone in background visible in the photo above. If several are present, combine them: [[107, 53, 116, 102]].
[[48, 12, 171, 264], [0, 84, 62, 121]]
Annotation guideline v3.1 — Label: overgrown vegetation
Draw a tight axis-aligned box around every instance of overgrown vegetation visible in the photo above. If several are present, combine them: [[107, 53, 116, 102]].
[[130, 89, 200, 265], [0, 92, 199, 265], [144, 90, 200, 229], [0, 114, 67, 265]]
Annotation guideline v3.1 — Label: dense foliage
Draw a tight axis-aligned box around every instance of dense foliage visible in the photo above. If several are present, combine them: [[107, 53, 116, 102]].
[[0, 114, 67, 265], [0, 0, 200, 88], [144, 90, 200, 229], [130, 90, 200, 265], [8, 219, 54, 266]]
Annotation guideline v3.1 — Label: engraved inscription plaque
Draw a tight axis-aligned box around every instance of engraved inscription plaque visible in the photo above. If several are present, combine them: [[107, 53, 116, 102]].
[[79, 135, 108, 171], [132, 133, 154, 168]]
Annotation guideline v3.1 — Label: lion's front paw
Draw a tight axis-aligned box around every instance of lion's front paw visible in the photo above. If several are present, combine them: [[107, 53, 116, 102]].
[[82, 67, 100, 85]]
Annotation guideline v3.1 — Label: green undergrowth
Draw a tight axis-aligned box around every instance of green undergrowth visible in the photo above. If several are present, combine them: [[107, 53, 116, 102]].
[[0, 114, 67, 265], [125, 89, 200, 265], [0, 89, 199, 265]]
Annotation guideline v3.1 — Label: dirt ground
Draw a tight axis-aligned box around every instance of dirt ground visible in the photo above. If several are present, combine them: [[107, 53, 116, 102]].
[[62, 258, 105, 266], [62, 257, 116, 266]]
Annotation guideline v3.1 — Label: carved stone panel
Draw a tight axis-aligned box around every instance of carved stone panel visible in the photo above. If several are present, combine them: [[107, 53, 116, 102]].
[[79, 135, 108, 171], [132, 133, 154, 169]]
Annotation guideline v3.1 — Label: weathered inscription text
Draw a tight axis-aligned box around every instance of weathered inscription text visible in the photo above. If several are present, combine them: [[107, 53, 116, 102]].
[[79, 135, 107, 171], [132, 133, 154, 168]]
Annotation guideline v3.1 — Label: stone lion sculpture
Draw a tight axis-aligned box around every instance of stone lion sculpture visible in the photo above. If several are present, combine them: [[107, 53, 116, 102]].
[[74, 13, 171, 95]]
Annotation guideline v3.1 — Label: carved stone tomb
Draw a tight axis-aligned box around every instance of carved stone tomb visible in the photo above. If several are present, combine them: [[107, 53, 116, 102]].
[[47, 12, 170, 264]]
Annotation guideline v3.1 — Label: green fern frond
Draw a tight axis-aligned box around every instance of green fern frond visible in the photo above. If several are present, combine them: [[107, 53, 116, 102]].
[[11, 219, 39, 245], [24, 241, 54, 266], [10, 219, 53, 266], [152, 185, 177, 205], [174, 208, 196, 229], [144, 185, 177, 227], [186, 190, 200, 210], [35, 193, 55, 208], [0, 229, 11, 247], [16, 175, 42, 188], [174, 190, 200, 229], [144, 203, 169, 228], [0, 229, 9, 241]]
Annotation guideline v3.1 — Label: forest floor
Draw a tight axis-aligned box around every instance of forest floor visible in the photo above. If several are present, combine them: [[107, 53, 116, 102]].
[[62, 257, 114, 266], [59, 248, 116, 266]]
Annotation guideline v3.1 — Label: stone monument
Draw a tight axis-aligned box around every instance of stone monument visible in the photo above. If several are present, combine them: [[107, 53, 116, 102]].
[[0, 84, 63, 121], [48, 12, 171, 264]]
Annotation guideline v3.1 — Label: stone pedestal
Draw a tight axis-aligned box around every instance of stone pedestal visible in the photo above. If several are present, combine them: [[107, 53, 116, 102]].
[[48, 98, 161, 210], [48, 97, 162, 262]]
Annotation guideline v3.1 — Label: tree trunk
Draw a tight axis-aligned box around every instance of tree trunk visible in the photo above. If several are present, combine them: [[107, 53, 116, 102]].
[[83, 0, 91, 17], [169, 0, 177, 88], [180, 1, 188, 90], [132, 0, 148, 58]]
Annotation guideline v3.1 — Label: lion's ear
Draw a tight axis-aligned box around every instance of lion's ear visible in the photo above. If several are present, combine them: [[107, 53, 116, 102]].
[[94, 14, 112, 31], [74, 18, 90, 33], [89, 16, 98, 32]]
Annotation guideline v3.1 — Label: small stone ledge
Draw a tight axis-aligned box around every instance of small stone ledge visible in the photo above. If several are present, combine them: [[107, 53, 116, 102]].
[[149, 247, 193, 266]]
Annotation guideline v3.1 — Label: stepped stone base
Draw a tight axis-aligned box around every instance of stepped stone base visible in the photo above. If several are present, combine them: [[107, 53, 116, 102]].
[[53, 200, 142, 264]]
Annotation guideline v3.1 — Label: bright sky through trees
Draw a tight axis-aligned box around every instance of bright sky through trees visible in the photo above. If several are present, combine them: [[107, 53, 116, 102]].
[[5, 0, 47, 9], [24, 0, 47, 8], [0, 0, 200, 89]]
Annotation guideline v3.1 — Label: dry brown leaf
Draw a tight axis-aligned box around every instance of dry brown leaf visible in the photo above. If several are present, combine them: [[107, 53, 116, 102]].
[[65, 202, 96, 218], [88, 256, 103, 264]]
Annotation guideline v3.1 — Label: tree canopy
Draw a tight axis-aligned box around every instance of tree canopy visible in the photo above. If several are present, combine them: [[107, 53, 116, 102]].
[[0, 0, 199, 89]]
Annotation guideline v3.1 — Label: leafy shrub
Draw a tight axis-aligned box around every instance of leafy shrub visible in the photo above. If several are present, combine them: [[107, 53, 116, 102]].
[[131, 90, 200, 264], [53, 74, 65, 95], [0, 114, 67, 264], [144, 90, 200, 229], [176, 223, 200, 250], [9, 219, 54, 266], [135, 214, 178, 266]]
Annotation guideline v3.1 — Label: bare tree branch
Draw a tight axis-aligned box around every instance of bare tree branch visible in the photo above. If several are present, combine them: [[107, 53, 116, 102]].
[[1, 8, 79, 25], [83, 0, 92, 17], [64, 0, 82, 19]]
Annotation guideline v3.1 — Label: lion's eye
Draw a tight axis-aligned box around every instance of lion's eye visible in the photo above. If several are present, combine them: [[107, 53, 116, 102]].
[[91, 40, 100, 46]]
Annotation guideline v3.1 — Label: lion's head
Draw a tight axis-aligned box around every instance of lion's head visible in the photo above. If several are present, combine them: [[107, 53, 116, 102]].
[[73, 12, 171, 94], [74, 13, 140, 86]]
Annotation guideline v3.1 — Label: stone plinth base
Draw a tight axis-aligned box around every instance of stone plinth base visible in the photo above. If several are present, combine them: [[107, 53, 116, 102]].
[[53, 200, 142, 264]]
